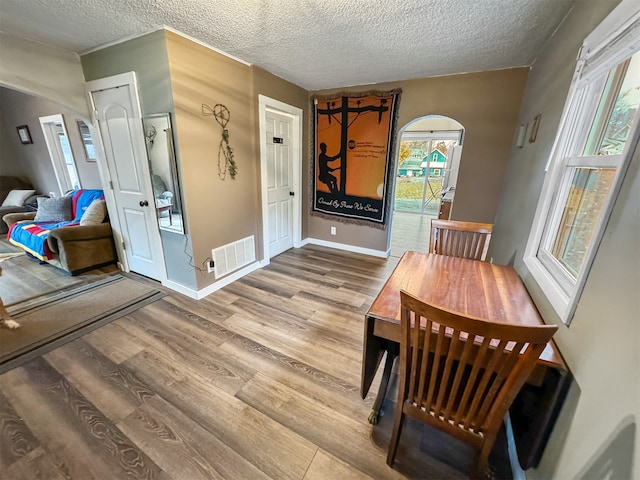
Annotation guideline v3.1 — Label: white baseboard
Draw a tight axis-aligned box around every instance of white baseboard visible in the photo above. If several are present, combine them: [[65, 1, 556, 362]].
[[161, 239, 388, 301], [195, 260, 266, 299], [162, 260, 266, 300], [303, 238, 390, 258], [161, 279, 199, 299]]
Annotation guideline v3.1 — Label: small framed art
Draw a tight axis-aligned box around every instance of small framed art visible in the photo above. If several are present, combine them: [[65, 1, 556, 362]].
[[17, 125, 32, 144]]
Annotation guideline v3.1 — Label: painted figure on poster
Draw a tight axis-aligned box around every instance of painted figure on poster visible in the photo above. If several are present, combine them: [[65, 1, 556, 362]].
[[318, 142, 341, 194]]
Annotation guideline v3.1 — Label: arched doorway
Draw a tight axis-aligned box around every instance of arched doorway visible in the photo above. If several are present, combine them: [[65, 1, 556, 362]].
[[389, 115, 464, 257]]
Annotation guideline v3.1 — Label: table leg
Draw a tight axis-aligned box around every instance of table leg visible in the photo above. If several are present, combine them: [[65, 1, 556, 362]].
[[361, 316, 384, 398], [368, 342, 399, 425]]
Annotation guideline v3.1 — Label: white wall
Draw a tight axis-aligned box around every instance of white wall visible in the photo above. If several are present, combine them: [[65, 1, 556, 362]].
[[0, 88, 102, 194], [0, 32, 90, 119], [0, 109, 26, 178]]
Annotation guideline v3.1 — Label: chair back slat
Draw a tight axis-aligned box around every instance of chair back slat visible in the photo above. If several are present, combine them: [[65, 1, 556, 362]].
[[433, 328, 460, 416], [416, 317, 433, 406], [399, 291, 557, 442], [443, 333, 475, 421], [430, 219, 493, 262], [453, 336, 492, 426]]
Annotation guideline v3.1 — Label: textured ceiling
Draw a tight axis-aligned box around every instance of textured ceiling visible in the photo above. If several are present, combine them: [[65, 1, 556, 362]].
[[0, 0, 575, 90]]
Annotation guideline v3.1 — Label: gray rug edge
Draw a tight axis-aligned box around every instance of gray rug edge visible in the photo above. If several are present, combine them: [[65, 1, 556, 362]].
[[0, 289, 165, 375]]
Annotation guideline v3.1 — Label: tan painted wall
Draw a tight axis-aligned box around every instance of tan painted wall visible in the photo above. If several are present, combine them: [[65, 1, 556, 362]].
[[165, 32, 258, 289], [82, 30, 198, 290], [492, 0, 639, 478], [309, 69, 529, 252], [251, 66, 311, 242]]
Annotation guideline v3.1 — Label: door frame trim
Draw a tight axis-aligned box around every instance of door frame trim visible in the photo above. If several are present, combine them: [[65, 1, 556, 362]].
[[85, 71, 166, 280], [38, 113, 77, 194], [258, 95, 303, 263]]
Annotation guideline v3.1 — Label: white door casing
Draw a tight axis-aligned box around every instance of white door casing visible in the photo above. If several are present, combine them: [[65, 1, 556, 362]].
[[266, 110, 294, 257], [87, 72, 165, 281], [39, 114, 78, 194], [259, 96, 303, 262]]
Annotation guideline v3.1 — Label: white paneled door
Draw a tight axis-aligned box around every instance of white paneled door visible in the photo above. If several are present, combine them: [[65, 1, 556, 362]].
[[90, 80, 165, 281], [265, 109, 294, 258]]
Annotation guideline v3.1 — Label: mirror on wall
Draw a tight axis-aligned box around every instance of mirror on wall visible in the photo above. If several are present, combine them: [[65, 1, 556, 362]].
[[76, 120, 97, 161], [142, 113, 185, 234], [39, 114, 80, 194]]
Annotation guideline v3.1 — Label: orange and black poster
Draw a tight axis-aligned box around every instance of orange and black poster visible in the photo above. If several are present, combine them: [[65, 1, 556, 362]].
[[312, 90, 401, 226]]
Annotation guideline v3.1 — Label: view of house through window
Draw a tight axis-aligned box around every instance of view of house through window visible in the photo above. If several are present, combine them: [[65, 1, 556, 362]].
[[395, 136, 458, 215]]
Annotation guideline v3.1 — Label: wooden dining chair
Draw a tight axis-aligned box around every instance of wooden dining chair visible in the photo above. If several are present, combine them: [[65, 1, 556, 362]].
[[429, 219, 493, 262], [387, 291, 557, 478]]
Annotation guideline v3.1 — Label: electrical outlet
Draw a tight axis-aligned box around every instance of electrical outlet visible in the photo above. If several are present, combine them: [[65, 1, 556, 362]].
[[207, 260, 215, 273], [330, 226, 337, 235]]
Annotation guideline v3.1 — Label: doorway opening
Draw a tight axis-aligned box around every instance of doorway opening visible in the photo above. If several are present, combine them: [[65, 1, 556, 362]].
[[390, 115, 464, 257], [258, 95, 303, 263]]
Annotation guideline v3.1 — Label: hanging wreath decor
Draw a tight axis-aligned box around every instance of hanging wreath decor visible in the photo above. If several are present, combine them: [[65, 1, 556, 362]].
[[202, 103, 237, 180], [144, 124, 157, 146]]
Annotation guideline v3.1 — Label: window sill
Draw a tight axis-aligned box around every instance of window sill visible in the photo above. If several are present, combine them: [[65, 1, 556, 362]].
[[523, 254, 574, 325]]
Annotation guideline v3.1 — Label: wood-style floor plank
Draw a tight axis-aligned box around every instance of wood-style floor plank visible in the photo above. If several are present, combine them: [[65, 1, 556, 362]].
[[0, 242, 510, 479], [303, 449, 375, 480], [0, 390, 40, 470], [2, 447, 67, 480], [0, 358, 166, 480], [118, 395, 274, 480], [130, 371, 318, 480], [223, 312, 363, 385], [236, 372, 409, 480], [44, 338, 156, 422], [82, 321, 147, 364]]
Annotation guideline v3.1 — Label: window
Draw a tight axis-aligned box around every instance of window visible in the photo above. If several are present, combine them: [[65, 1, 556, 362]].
[[524, 3, 640, 325], [39, 114, 81, 195]]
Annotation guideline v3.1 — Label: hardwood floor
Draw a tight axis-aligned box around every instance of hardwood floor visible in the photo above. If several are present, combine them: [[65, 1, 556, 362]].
[[0, 245, 512, 479]]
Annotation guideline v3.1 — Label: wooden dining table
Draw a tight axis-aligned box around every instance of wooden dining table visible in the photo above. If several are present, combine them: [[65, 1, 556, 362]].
[[361, 251, 572, 470]]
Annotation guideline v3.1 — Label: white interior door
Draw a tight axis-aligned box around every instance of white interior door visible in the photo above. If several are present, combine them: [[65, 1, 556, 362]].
[[90, 82, 165, 281], [266, 109, 294, 258]]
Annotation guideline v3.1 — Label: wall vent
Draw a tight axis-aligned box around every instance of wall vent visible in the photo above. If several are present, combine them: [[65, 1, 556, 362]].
[[212, 235, 256, 279]]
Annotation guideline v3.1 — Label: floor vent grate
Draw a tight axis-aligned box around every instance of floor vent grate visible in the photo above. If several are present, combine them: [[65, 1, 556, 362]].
[[212, 235, 256, 279]]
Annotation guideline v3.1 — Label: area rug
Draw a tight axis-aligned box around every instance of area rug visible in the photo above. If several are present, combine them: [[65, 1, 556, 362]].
[[0, 253, 98, 306], [0, 274, 165, 373]]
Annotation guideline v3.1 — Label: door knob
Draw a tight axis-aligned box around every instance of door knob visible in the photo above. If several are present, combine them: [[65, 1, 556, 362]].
[[139, 200, 149, 207], [289, 192, 295, 196]]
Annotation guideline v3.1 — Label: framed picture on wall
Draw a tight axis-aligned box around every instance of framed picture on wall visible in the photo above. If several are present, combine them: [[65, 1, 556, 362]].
[[16, 125, 32, 144]]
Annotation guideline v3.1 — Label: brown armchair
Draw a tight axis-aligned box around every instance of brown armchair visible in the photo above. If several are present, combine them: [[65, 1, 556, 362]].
[[0, 176, 37, 234], [2, 212, 117, 275]]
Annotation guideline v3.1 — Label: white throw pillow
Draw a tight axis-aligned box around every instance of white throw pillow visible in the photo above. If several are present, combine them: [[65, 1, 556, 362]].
[[79, 199, 107, 226], [2, 189, 36, 207]]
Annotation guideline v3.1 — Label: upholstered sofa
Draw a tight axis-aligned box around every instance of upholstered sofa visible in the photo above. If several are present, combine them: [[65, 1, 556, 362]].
[[3, 189, 117, 275], [0, 176, 42, 234]]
